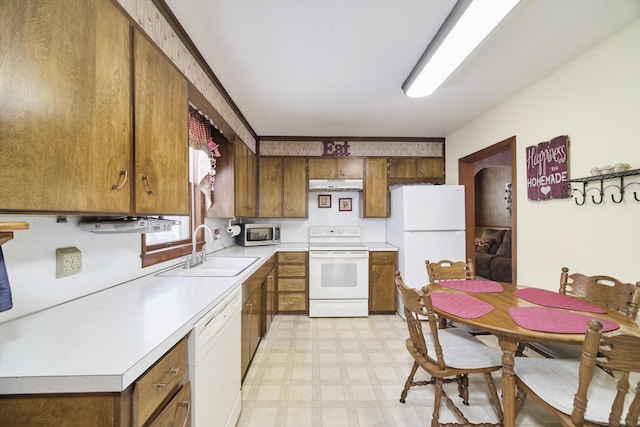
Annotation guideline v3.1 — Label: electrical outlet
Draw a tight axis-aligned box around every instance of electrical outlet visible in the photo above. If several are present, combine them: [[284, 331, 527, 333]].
[[213, 228, 222, 240], [56, 247, 82, 278]]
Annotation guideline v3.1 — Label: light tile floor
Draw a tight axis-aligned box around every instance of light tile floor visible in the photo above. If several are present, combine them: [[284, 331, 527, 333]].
[[238, 314, 561, 427]]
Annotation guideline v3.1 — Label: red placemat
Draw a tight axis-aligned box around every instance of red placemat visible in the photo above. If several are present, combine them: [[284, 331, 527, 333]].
[[513, 288, 606, 313], [437, 279, 503, 293], [431, 292, 494, 319], [508, 306, 619, 333]]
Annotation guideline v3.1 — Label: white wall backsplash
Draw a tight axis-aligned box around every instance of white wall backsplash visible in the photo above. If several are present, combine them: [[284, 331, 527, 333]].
[[261, 191, 387, 243], [0, 215, 232, 323]]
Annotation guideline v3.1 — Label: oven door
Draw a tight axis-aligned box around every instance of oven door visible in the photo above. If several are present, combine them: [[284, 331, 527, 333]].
[[308, 250, 369, 299]]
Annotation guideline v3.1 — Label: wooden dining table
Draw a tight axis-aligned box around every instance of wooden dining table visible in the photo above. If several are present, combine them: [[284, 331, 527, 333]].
[[428, 280, 639, 427]]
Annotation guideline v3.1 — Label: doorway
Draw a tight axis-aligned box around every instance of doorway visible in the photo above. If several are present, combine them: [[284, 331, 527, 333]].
[[459, 136, 517, 283]]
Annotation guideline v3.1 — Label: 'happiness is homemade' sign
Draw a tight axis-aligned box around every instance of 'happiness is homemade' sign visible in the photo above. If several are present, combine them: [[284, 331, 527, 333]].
[[526, 135, 569, 201]]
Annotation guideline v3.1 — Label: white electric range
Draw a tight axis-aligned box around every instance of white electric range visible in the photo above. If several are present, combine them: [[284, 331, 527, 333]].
[[308, 226, 369, 317]]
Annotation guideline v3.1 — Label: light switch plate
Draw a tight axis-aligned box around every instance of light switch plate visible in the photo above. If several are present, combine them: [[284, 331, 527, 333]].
[[56, 247, 82, 278]]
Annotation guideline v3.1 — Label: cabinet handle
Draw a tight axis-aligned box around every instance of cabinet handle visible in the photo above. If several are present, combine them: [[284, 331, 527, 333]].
[[285, 204, 291, 211], [141, 175, 155, 195], [246, 303, 253, 316], [374, 267, 383, 275], [152, 367, 180, 387], [287, 284, 295, 288], [419, 168, 425, 175], [178, 401, 191, 427], [111, 170, 128, 190]]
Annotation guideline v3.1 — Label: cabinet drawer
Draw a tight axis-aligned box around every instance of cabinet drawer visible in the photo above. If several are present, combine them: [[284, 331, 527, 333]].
[[278, 265, 306, 277], [278, 293, 307, 311], [134, 339, 188, 427], [370, 251, 396, 264], [278, 278, 306, 292], [148, 381, 191, 427], [277, 252, 306, 264]]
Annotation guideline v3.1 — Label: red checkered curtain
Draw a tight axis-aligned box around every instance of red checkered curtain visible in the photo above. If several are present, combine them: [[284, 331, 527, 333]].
[[188, 106, 220, 209]]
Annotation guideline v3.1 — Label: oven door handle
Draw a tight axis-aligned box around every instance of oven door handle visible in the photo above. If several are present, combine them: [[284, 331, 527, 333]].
[[309, 251, 368, 259]]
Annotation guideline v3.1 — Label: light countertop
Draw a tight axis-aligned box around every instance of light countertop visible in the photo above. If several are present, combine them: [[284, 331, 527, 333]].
[[0, 241, 394, 395], [0, 245, 283, 395]]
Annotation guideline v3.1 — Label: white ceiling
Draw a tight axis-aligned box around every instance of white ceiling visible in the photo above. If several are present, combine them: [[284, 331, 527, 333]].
[[164, 0, 640, 138]]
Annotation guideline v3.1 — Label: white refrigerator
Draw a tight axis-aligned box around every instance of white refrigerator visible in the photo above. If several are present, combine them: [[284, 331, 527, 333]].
[[386, 185, 466, 319]]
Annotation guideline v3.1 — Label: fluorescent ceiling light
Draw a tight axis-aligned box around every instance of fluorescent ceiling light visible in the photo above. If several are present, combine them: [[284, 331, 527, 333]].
[[403, 0, 520, 98]]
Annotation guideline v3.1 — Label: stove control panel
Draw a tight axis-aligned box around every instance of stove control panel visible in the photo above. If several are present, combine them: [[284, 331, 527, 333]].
[[309, 226, 360, 237]]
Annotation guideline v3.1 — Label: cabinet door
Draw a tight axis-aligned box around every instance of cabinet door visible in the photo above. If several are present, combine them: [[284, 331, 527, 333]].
[[369, 252, 397, 313], [265, 269, 276, 334], [134, 31, 189, 215], [283, 158, 308, 217], [388, 158, 417, 179], [246, 149, 257, 217], [337, 158, 364, 178], [417, 158, 444, 179], [0, 0, 131, 213], [308, 158, 336, 178], [258, 157, 283, 218], [235, 140, 249, 216], [363, 158, 388, 218], [148, 382, 191, 427]]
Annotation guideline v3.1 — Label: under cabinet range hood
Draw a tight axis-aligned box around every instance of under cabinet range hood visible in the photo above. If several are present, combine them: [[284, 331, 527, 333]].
[[308, 179, 364, 192], [79, 218, 179, 234]]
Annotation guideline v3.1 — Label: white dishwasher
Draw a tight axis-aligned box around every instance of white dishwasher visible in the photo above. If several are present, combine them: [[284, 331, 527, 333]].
[[188, 286, 242, 427]]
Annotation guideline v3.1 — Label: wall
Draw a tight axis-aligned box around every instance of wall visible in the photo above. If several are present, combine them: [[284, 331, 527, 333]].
[[445, 20, 640, 289], [475, 166, 512, 228], [0, 215, 233, 322], [262, 191, 387, 243]]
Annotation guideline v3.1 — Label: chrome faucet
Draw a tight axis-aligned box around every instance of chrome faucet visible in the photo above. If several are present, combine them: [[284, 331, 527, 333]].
[[185, 224, 214, 269]]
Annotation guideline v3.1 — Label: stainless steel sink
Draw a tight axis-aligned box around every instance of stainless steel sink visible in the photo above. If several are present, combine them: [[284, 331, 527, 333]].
[[158, 256, 259, 277]]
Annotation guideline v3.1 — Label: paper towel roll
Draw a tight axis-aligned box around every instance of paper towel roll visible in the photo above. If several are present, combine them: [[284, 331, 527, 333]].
[[227, 225, 241, 237]]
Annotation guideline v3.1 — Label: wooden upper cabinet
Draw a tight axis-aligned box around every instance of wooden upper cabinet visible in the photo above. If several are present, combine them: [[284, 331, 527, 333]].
[[258, 157, 307, 218], [234, 138, 257, 217], [308, 158, 363, 179], [258, 157, 283, 218], [362, 158, 388, 218], [0, 0, 132, 213], [283, 158, 307, 217], [133, 31, 189, 215], [389, 157, 444, 183]]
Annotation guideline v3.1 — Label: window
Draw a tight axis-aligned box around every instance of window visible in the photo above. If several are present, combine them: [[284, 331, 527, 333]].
[[141, 105, 221, 267]]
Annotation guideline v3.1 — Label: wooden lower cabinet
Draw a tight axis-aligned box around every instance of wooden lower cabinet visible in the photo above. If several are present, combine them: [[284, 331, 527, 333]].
[[241, 256, 277, 379], [264, 259, 277, 334], [369, 251, 398, 314], [277, 252, 308, 313], [0, 339, 190, 427], [148, 382, 191, 427]]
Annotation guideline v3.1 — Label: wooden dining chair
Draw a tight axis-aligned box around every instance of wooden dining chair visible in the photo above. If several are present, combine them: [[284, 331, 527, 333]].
[[515, 318, 640, 426], [524, 267, 640, 359], [426, 259, 476, 282], [395, 271, 504, 426], [426, 259, 490, 334]]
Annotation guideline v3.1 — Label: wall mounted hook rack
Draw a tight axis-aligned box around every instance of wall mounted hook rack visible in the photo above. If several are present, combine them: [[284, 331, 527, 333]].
[[568, 168, 640, 205]]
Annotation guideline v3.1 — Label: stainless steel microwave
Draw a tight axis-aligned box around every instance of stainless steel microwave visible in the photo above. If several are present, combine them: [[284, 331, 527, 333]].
[[236, 223, 281, 246]]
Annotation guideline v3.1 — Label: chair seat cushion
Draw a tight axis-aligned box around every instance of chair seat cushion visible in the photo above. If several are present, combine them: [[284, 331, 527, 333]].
[[526, 342, 583, 359], [515, 358, 623, 424], [424, 327, 502, 369]]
